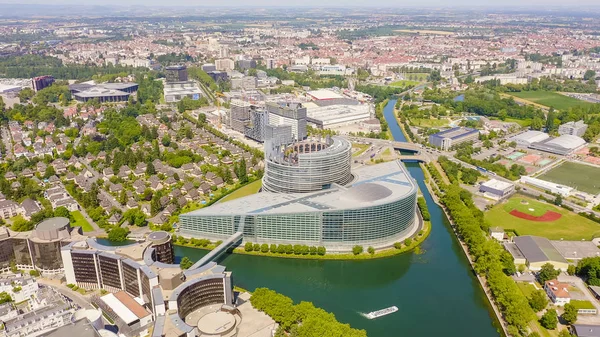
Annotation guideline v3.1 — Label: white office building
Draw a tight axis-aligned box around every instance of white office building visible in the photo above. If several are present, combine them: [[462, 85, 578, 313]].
[[558, 120, 588, 137]]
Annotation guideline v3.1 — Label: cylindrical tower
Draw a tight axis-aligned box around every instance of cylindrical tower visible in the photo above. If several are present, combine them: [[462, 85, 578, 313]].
[[148, 231, 175, 264], [262, 136, 352, 193]]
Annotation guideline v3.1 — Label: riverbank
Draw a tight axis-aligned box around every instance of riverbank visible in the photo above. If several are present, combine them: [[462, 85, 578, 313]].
[[425, 163, 509, 337], [172, 220, 431, 261]]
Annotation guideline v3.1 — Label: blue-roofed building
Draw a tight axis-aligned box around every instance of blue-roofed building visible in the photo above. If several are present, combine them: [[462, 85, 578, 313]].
[[428, 127, 479, 151]]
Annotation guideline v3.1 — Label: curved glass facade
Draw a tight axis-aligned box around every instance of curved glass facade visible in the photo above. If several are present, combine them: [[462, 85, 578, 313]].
[[176, 277, 225, 319], [263, 137, 353, 193], [30, 241, 63, 271], [180, 189, 417, 250]]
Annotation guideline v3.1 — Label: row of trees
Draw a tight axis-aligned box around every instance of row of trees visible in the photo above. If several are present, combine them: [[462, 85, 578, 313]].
[[417, 197, 430, 221], [244, 242, 326, 256], [250, 288, 367, 337], [427, 162, 534, 335], [438, 155, 482, 185]]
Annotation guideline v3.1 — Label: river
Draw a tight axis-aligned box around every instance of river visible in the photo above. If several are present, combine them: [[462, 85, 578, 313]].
[[166, 99, 501, 337]]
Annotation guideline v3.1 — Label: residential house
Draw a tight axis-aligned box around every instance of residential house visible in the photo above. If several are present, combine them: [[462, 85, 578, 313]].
[[20, 199, 41, 220], [0, 200, 19, 219], [545, 280, 571, 306]]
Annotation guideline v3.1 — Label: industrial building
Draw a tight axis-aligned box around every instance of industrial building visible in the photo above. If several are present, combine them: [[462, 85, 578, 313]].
[[306, 104, 372, 129], [507, 236, 569, 271], [428, 127, 479, 151], [559, 120, 588, 137], [69, 82, 139, 103], [180, 157, 419, 252], [529, 134, 587, 155], [520, 176, 573, 196], [479, 179, 515, 198], [510, 130, 550, 148], [32, 75, 55, 92]]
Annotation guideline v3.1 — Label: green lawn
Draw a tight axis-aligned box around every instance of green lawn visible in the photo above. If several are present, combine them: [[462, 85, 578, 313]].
[[410, 117, 449, 128], [70, 211, 94, 232], [485, 195, 600, 240], [389, 80, 420, 87], [221, 180, 262, 203], [508, 91, 593, 110], [537, 162, 600, 195], [352, 143, 370, 157], [516, 282, 537, 297], [571, 300, 595, 310], [502, 117, 532, 127]]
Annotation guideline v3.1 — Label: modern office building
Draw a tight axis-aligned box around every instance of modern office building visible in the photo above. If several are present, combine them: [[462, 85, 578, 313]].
[[59, 231, 234, 337], [165, 65, 188, 83], [215, 58, 235, 72], [237, 59, 257, 70], [266, 102, 307, 141], [479, 179, 515, 198], [207, 70, 228, 83], [244, 109, 269, 142], [559, 120, 588, 137], [229, 100, 253, 132], [69, 82, 138, 103], [201, 63, 216, 73], [180, 159, 419, 252], [262, 136, 353, 193], [32, 75, 55, 92], [428, 127, 479, 150]]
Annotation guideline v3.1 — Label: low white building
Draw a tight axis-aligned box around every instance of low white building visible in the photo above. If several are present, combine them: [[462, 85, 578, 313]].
[[510, 130, 550, 148], [480, 179, 515, 198], [520, 176, 573, 196], [0, 276, 39, 303]]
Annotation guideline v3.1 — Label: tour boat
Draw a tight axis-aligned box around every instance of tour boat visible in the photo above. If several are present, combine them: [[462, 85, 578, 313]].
[[365, 306, 398, 319]]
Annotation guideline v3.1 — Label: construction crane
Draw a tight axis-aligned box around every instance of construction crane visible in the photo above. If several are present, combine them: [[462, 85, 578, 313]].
[[215, 92, 226, 128]]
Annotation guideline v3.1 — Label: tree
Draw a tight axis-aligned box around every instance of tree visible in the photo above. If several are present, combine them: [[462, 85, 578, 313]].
[[0, 96, 4, 112], [538, 263, 560, 284], [554, 195, 563, 206], [260, 244, 269, 253], [367, 246, 375, 255], [317, 246, 326, 256], [584, 70, 597, 81], [151, 194, 162, 215], [18, 88, 34, 102], [352, 245, 363, 255], [108, 227, 130, 242], [558, 330, 575, 337], [146, 162, 155, 175], [245, 242, 254, 252], [180, 257, 193, 270], [404, 238, 412, 246], [253, 243, 260, 252], [122, 208, 147, 227], [270, 244, 277, 253], [43, 165, 56, 179], [540, 309, 558, 329], [567, 265, 576, 276], [562, 303, 578, 325], [119, 189, 127, 205], [528, 290, 548, 312], [53, 207, 71, 219], [0, 292, 12, 305], [529, 333, 541, 337]]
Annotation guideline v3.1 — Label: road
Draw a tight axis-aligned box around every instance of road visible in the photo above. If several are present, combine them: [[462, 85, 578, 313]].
[[1, 126, 13, 160]]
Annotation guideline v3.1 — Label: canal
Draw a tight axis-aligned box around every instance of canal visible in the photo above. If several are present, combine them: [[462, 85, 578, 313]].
[[169, 99, 500, 337]]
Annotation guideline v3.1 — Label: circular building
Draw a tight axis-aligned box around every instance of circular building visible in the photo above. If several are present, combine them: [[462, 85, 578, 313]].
[[181, 160, 418, 252], [29, 217, 71, 273], [262, 136, 352, 193], [148, 231, 174, 264], [72, 309, 103, 331]]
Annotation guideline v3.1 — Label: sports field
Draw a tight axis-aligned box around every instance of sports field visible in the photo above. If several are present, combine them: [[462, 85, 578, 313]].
[[485, 196, 600, 240], [538, 162, 600, 195], [508, 91, 593, 110], [389, 80, 420, 87]]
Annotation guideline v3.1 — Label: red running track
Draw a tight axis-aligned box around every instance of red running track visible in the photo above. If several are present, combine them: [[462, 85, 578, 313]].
[[509, 209, 562, 222]]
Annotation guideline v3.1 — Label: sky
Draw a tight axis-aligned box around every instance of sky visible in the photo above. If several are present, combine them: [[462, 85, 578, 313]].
[[1, 0, 599, 7]]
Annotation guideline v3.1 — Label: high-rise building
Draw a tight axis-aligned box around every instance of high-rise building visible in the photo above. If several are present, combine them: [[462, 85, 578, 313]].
[[244, 109, 269, 142], [32, 75, 55, 92], [201, 63, 216, 72], [229, 100, 252, 133], [215, 58, 235, 71], [165, 65, 188, 83], [266, 102, 307, 141]]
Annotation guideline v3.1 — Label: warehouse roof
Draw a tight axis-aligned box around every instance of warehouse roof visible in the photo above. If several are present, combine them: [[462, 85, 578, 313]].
[[510, 130, 549, 144], [545, 134, 586, 149], [572, 324, 600, 337], [513, 236, 567, 264]]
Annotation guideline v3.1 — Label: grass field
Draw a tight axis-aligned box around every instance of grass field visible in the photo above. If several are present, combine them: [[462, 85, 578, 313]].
[[571, 300, 595, 310], [516, 282, 537, 297], [508, 91, 593, 110], [352, 143, 370, 157], [502, 117, 532, 127], [485, 195, 600, 240], [538, 162, 600, 195], [70, 211, 94, 232], [221, 180, 262, 203], [410, 117, 449, 128], [389, 80, 420, 87]]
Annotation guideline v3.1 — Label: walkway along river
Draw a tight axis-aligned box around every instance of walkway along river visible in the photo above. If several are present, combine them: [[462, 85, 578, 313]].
[[165, 99, 501, 337]]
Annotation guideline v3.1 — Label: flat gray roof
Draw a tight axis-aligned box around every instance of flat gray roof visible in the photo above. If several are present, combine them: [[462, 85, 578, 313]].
[[36, 217, 69, 231], [573, 324, 600, 337], [551, 240, 600, 260], [42, 318, 101, 337], [513, 236, 567, 264], [183, 160, 416, 217]]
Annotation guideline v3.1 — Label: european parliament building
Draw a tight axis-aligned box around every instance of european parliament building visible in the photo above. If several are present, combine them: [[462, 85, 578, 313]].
[[180, 137, 419, 252]]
